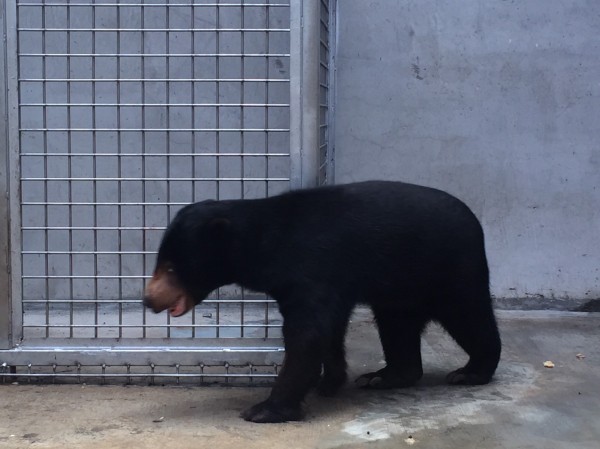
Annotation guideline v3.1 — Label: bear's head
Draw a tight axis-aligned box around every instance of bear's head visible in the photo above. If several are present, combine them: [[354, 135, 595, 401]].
[[143, 201, 234, 317]]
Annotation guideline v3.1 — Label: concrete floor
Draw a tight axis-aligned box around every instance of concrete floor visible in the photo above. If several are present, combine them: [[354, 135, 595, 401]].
[[1, 308, 599, 449]]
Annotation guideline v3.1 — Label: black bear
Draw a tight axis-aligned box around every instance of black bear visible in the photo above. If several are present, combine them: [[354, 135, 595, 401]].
[[144, 181, 501, 423]]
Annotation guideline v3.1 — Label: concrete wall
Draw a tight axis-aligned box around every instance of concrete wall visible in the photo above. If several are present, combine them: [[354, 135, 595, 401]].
[[334, 1, 600, 301]]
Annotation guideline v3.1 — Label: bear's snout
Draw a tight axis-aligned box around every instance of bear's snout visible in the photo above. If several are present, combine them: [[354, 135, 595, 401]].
[[142, 295, 159, 313], [143, 268, 193, 317]]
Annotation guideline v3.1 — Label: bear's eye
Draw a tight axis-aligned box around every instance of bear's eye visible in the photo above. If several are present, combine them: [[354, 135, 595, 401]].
[[166, 267, 175, 273]]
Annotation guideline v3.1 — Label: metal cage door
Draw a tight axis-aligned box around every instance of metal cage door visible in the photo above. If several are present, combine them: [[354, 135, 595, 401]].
[[1, 0, 335, 384]]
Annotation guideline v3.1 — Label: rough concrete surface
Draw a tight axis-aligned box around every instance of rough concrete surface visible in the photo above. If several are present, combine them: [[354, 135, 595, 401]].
[[334, 0, 600, 300], [1, 309, 599, 449]]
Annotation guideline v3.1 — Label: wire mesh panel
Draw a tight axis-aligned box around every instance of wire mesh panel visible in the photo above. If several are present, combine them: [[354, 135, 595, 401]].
[[17, 0, 291, 344], [318, 0, 333, 185]]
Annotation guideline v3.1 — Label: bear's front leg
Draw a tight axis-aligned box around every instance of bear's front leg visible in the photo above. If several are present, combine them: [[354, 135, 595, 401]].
[[241, 311, 323, 423]]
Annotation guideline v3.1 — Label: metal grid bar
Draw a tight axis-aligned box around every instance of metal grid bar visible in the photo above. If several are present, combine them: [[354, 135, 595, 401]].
[[16, 0, 290, 345], [22, 177, 289, 181], [20, 52, 289, 56], [21, 152, 289, 156], [140, 0, 148, 338], [19, 28, 290, 32], [18, 2, 290, 6], [165, 3, 172, 338], [22, 299, 277, 303], [19, 324, 282, 329], [19, 127, 290, 131], [215, 0, 222, 338], [66, 1, 74, 337], [21, 103, 289, 106], [20, 78, 289, 82], [190, 1, 197, 338], [41, 0, 49, 338], [240, 2, 246, 337]]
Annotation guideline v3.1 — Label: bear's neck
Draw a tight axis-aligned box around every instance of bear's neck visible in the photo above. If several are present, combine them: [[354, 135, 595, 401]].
[[227, 196, 290, 295]]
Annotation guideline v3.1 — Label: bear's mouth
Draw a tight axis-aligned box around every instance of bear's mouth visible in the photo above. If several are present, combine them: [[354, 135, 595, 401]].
[[169, 295, 193, 317]]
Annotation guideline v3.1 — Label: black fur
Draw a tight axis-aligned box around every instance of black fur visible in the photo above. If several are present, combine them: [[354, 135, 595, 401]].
[[151, 181, 501, 422]]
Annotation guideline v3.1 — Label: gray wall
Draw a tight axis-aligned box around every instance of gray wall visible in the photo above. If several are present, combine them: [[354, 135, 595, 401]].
[[334, 1, 600, 301]]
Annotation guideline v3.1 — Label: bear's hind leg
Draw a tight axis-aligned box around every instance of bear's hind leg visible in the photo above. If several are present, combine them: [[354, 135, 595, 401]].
[[317, 307, 352, 397], [356, 306, 427, 389], [436, 291, 501, 385]]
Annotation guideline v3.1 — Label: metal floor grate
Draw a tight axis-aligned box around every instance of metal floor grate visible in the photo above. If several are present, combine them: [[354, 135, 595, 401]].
[[1, 362, 279, 385]]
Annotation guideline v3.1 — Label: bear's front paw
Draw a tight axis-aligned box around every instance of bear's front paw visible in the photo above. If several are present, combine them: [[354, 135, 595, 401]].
[[240, 400, 303, 423]]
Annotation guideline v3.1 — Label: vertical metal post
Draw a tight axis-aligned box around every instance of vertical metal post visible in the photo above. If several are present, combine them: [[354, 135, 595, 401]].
[[0, 0, 11, 349], [1, 0, 21, 348], [290, 0, 321, 189], [141, 1, 147, 339]]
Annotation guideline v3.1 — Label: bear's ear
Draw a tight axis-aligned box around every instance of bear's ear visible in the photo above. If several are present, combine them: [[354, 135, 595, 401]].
[[207, 217, 231, 235]]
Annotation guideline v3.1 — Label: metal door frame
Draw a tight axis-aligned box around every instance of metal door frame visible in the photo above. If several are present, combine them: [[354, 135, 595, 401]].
[[1, 0, 20, 351]]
